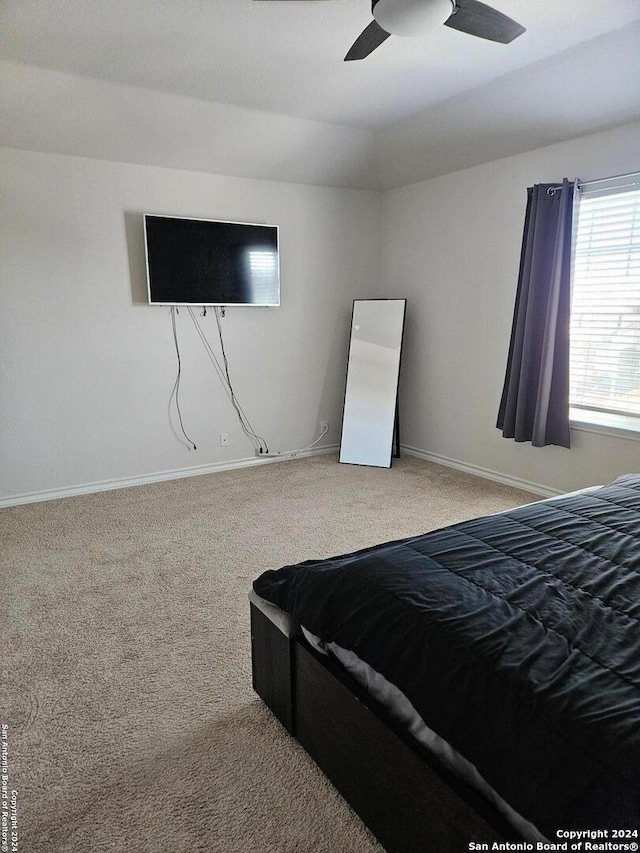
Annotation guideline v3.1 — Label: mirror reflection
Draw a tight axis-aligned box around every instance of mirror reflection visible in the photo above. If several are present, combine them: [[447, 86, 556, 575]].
[[339, 299, 406, 468]]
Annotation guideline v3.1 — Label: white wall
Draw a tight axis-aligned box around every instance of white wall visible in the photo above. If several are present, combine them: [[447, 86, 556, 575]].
[[0, 147, 381, 501], [382, 120, 640, 494], [0, 62, 377, 191], [2, 59, 639, 502]]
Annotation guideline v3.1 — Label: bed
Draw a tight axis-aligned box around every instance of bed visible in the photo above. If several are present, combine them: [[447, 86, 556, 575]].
[[250, 474, 640, 851]]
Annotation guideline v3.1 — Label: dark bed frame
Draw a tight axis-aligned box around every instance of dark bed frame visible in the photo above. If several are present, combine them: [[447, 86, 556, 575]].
[[250, 602, 523, 853]]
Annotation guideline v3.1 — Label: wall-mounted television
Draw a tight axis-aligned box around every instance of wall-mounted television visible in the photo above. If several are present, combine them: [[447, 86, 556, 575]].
[[144, 214, 280, 306]]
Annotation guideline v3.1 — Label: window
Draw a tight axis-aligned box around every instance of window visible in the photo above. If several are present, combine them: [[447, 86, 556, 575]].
[[570, 176, 640, 431]]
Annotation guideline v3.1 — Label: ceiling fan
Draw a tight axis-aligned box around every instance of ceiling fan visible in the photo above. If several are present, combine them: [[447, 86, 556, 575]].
[[253, 0, 526, 61]]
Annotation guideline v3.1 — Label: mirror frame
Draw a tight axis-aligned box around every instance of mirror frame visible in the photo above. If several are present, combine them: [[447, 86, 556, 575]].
[[339, 298, 407, 469]]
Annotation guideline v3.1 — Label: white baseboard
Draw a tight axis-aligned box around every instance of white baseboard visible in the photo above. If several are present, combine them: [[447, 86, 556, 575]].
[[401, 445, 561, 498], [1, 443, 558, 509], [0, 445, 339, 509]]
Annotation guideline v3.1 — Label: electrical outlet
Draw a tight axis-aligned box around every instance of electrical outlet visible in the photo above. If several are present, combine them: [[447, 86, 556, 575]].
[[320, 420, 329, 433], [220, 433, 229, 447]]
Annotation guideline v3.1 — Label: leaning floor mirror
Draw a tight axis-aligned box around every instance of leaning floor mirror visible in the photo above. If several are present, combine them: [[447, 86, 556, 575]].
[[339, 298, 407, 468]]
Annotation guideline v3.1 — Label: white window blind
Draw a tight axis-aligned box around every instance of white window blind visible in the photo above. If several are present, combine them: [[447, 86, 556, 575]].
[[570, 180, 640, 423]]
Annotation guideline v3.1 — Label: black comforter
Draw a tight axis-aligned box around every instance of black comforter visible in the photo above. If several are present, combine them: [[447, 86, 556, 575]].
[[253, 474, 640, 837]]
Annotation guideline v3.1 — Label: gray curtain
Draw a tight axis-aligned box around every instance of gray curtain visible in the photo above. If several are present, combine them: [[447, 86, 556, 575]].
[[497, 179, 574, 448]]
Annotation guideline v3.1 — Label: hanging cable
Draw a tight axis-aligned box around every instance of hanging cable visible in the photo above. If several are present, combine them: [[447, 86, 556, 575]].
[[187, 308, 232, 393], [294, 423, 329, 452], [213, 307, 269, 452], [187, 307, 269, 453], [169, 307, 197, 450], [258, 423, 330, 458]]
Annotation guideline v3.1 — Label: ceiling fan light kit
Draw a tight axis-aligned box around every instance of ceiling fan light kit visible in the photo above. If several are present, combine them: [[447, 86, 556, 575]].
[[253, 0, 526, 62], [372, 0, 454, 38]]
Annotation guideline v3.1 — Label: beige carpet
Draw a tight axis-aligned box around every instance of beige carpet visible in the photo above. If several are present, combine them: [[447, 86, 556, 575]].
[[2, 454, 539, 853]]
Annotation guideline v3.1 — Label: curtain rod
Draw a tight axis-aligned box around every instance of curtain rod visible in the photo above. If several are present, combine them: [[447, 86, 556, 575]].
[[581, 168, 640, 188], [547, 169, 640, 196]]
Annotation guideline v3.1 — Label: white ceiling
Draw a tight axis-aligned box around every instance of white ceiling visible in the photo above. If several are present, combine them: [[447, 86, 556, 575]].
[[1, 0, 639, 129], [1, 1, 640, 189]]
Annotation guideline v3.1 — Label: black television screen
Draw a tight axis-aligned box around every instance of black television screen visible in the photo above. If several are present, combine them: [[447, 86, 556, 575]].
[[144, 214, 280, 306]]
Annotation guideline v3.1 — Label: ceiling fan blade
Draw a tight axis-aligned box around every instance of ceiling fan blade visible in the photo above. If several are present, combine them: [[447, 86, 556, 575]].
[[344, 20, 391, 61], [444, 0, 525, 43]]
